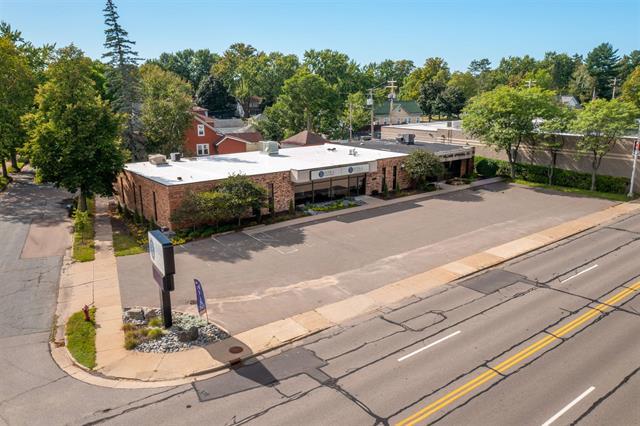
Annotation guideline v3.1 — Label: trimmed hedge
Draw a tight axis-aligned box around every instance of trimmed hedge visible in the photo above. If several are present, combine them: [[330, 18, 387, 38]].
[[475, 156, 630, 194], [475, 157, 500, 178]]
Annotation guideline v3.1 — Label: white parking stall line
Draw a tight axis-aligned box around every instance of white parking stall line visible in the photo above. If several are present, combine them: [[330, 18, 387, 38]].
[[560, 264, 599, 283], [541, 386, 595, 426], [397, 330, 461, 362]]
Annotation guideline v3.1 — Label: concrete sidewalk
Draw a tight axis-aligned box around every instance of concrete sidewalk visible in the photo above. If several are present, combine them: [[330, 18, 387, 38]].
[[52, 195, 640, 388]]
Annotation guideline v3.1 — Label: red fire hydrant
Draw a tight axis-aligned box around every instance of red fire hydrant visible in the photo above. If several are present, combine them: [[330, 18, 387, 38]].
[[82, 305, 91, 321]]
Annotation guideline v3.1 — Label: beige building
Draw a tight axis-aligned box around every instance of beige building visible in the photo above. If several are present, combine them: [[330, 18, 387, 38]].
[[382, 121, 640, 190], [374, 101, 423, 125]]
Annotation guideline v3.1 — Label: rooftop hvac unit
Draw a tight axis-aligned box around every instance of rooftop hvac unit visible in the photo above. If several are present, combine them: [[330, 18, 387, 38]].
[[148, 154, 167, 165], [260, 141, 279, 155], [397, 134, 415, 145], [169, 152, 182, 161]]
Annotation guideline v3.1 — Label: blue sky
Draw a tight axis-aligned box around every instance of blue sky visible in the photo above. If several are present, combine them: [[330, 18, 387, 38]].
[[2, 0, 638, 71]]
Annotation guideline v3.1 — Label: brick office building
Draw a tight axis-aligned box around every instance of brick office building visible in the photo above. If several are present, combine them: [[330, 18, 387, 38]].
[[117, 142, 474, 230]]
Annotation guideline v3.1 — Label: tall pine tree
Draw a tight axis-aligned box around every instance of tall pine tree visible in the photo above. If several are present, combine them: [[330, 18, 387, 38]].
[[102, 0, 142, 159]]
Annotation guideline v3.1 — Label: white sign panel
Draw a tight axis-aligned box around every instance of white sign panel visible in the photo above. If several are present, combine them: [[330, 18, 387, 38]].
[[310, 163, 370, 180], [149, 232, 166, 276]]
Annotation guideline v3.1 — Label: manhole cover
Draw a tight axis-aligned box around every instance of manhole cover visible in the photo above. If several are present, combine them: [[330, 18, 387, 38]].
[[229, 346, 244, 354]]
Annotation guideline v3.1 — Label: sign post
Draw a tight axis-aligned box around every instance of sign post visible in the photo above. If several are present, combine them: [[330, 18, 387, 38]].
[[193, 279, 208, 321], [148, 230, 176, 328]]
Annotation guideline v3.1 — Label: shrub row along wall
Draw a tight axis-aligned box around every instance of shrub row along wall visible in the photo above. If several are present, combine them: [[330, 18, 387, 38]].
[[475, 156, 630, 194]]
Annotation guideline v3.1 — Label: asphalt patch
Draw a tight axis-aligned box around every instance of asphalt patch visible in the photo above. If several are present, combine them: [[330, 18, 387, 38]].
[[194, 347, 329, 402], [459, 269, 527, 295]]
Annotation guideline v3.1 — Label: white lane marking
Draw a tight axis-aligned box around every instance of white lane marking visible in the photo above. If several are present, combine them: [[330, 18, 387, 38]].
[[560, 264, 599, 283], [397, 330, 461, 362], [541, 386, 596, 426]]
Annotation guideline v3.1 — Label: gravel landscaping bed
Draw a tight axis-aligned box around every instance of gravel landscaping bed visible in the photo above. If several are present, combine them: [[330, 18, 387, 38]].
[[122, 307, 229, 353]]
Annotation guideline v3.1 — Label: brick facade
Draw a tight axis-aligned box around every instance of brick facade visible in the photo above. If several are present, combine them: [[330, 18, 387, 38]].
[[117, 155, 467, 230], [116, 169, 295, 229], [366, 158, 412, 194]]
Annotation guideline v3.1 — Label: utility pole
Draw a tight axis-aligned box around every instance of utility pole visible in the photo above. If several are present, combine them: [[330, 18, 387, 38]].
[[628, 119, 640, 198], [611, 77, 618, 100], [525, 79, 536, 88], [348, 101, 353, 142], [386, 80, 397, 125], [367, 88, 374, 139]]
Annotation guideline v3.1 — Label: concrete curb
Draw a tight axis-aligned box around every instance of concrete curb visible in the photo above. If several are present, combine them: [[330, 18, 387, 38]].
[[50, 193, 640, 389]]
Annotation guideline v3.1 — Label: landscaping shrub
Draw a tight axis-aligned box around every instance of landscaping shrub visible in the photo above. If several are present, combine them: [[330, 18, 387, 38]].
[[148, 317, 162, 327], [476, 157, 630, 194], [474, 157, 500, 178], [147, 328, 164, 340]]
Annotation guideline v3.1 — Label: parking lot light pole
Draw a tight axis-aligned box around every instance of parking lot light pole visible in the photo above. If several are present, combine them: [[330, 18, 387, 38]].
[[628, 119, 640, 198]]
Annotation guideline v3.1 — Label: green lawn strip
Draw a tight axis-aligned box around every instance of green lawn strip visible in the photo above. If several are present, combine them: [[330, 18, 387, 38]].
[[65, 307, 97, 369], [112, 229, 145, 256], [0, 176, 9, 192], [72, 198, 96, 262], [514, 179, 634, 202]]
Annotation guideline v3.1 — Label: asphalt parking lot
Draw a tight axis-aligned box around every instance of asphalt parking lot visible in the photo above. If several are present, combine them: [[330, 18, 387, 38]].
[[118, 182, 615, 334]]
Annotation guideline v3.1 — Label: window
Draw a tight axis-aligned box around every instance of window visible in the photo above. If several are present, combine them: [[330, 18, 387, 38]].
[[197, 124, 205, 136], [196, 143, 210, 156], [139, 185, 144, 216], [152, 191, 158, 222]]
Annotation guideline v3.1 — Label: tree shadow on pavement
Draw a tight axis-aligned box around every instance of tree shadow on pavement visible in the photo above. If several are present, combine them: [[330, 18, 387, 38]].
[[178, 226, 306, 264]]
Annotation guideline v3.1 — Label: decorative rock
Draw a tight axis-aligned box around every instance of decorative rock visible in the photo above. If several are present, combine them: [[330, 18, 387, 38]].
[[144, 308, 160, 321], [125, 308, 145, 321], [177, 326, 199, 342], [123, 307, 230, 353]]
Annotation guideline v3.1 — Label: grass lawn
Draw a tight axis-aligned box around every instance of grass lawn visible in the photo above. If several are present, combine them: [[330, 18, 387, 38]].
[[514, 179, 635, 202], [0, 176, 9, 191], [112, 227, 146, 256], [65, 307, 96, 369], [110, 214, 147, 257], [72, 198, 95, 262]]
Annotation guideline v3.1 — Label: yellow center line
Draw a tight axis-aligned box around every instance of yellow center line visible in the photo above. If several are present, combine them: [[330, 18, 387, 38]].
[[396, 281, 640, 426]]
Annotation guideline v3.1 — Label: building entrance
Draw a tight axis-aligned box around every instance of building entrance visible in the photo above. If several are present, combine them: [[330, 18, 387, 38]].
[[294, 174, 366, 205]]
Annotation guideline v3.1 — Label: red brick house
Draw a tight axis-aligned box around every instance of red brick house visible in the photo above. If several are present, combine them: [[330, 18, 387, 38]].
[[183, 107, 262, 156], [216, 132, 263, 154], [184, 107, 222, 156]]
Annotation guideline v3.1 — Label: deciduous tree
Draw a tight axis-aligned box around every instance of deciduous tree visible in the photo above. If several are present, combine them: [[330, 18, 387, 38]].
[[195, 75, 236, 118], [149, 49, 219, 92], [403, 150, 445, 189], [139, 64, 193, 155], [570, 98, 638, 190], [0, 37, 34, 176], [262, 69, 340, 137], [217, 174, 267, 226], [462, 87, 558, 179], [417, 80, 446, 120], [24, 45, 125, 211], [401, 57, 450, 100], [534, 106, 575, 184], [621, 66, 640, 109]]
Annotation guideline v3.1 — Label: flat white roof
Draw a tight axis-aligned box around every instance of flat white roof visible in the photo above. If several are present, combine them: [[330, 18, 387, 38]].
[[126, 144, 406, 186]]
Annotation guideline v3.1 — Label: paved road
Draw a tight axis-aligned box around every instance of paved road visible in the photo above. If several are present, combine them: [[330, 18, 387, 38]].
[[0, 174, 169, 426], [1, 174, 638, 425], [118, 182, 614, 334], [81, 205, 639, 425]]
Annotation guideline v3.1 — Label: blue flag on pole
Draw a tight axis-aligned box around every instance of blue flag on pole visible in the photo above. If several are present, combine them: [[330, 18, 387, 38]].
[[194, 279, 207, 316]]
